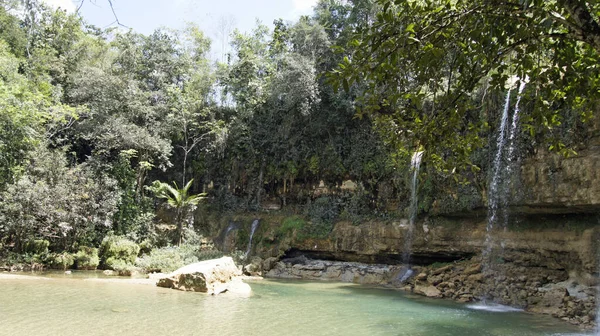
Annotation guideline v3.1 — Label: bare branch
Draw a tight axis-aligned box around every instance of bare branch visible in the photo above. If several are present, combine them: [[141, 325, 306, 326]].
[[107, 0, 128, 28], [78, 0, 129, 28], [76, 0, 84, 13]]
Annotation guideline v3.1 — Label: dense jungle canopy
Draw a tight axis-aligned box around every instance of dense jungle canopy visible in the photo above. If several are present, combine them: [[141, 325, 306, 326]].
[[0, 0, 597, 258]]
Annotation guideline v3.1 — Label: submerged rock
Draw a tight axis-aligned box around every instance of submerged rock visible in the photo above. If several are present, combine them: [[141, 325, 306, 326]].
[[156, 257, 249, 295]]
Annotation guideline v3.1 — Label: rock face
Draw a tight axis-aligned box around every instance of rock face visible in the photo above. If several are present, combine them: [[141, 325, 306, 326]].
[[264, 256, 597, 328], [265, 257, 403, 285], [285, 215, 598, 274], [519, 149, 600, 213], [252, 214, 599, 328], [203, 137, 600, 328], [157, 257, 248, 295], [403, 259, 597, 327]]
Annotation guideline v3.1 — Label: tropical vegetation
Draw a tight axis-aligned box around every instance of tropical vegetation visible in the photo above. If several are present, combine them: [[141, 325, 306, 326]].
[[0, 0, 596, 271]]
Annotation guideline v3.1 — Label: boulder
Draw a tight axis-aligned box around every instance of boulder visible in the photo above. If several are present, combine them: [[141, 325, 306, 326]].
[[431, 265, 453, 275], [243, 258, 263, 276], [463, 263, 481, 275], [416, 273, 428, 281], [226, 278, 252, 297], [414, 284, 442, 298], [262, 257, 279, 271], [467, 273, 484, 283], [156, 257, 245, 295]]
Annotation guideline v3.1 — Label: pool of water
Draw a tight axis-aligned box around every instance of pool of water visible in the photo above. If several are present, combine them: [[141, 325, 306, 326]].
[[0, 272, 590, 336]]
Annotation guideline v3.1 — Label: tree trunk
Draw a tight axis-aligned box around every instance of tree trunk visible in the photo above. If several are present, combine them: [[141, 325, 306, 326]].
[[176, 207, 183, 246], [283, 178, 287, 206], [255, 157, 266, 209], [182, 150, 188, 187], [559, 0, 600, 52]]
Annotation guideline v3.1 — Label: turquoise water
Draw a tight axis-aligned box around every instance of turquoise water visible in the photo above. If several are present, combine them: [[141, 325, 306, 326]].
[[0, 272, 588, 336]]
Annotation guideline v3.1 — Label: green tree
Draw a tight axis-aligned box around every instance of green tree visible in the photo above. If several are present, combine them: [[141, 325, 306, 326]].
[[166, 24, 221, 187], [0, 146, 120, 252], [0, 38, 76, 188], [148, 179, 204, 245], [332, 0, 600, 171]]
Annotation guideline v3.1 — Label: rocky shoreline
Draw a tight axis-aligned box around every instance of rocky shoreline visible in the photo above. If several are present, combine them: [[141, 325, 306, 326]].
[[248, 255, 597, 330]]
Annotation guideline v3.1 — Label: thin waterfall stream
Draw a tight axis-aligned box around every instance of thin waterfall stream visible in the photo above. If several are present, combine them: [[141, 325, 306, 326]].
[[245, 219, 260, 259], [220, 222, 240, 252], [478, 78, 526, 307], [498, 81, 527, 250], [482, 87, 512, 271], [399, 150, 424, 282], [505, 81, 527, 177]]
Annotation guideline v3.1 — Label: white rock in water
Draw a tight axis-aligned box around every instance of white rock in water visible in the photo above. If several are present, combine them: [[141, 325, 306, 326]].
[[226, 278, 252, 297], [156, 257, 248, 295]]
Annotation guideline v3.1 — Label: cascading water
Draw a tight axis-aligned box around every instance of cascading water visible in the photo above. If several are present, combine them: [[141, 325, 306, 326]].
[[224, 222, 236, 237], [495, 81, 527, 257], [245, 219, 260, 259], [482, 87, 512, 269], [398, 150, 424, 282], [505, 81, 526, 175], [477, 78, 526, 308], [220, 222, 239, 252]]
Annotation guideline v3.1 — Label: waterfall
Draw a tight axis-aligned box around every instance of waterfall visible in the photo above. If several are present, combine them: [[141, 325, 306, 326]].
[[499, 81, 526, 236], [399, 150, 424, 282], [505, 81, 526, 171], [482, 88, 512, 269], [220, 222, 239, 252], [480, 79, 526, 305], [224, 222, 236, 237], [245, 219, 260, 259]]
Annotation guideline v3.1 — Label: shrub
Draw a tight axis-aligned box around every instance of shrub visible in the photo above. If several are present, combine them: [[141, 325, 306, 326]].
[[100, 235, 140, 269], [74, 246, 100, 270], [276, 216, 306, 237], [46, 252, 74, 270], [23, 240, 49, 255], [136, 245, 225, 273], [136, 247, 184, 273], [138, 239, 153, 255], [196, 249, 224, 261], [0, 147, 120, 253], [109, 259, 140, 276], [304, 197, 338, 238]]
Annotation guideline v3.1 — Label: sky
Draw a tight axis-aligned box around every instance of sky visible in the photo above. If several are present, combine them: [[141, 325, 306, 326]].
[[41, 0, 319, 58], [41, 0, 318, 33]]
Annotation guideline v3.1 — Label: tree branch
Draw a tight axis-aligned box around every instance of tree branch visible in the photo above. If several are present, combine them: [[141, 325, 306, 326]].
[[557, 0, 600, 52], [107, 0, 128, 28]]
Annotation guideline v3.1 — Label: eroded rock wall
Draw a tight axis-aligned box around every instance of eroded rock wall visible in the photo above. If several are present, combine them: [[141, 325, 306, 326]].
[[281, 215, 598, 274], [519, 149, 600, 213], [221, 212, 599, 328]]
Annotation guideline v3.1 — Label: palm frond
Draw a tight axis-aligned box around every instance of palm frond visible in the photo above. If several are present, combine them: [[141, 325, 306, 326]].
[[149, 179, 204, 209]]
